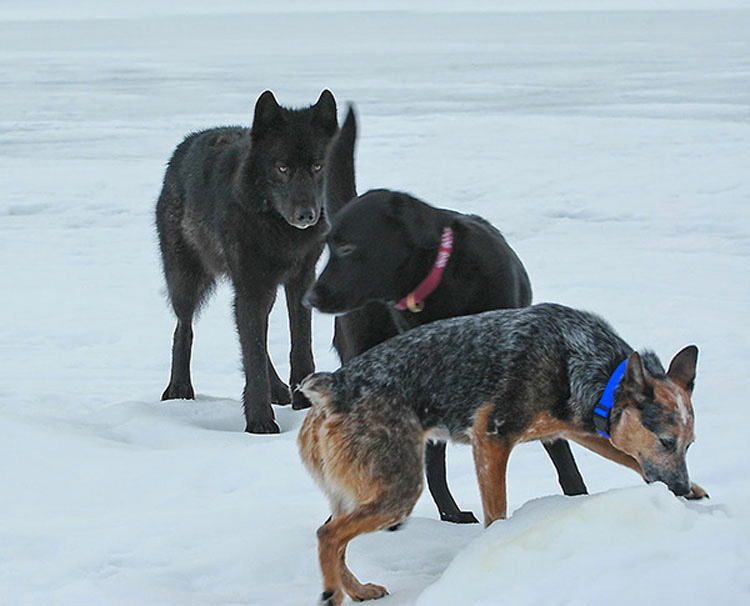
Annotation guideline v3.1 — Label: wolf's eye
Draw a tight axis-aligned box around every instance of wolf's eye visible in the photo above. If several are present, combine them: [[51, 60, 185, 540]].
[[659, 436, 677, 452], [277, 164, 289, 174], [312, 163, 323, 173], [337, 243, 355, 257]]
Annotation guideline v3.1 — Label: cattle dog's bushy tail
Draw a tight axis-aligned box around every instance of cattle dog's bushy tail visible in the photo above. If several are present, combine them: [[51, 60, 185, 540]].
[[298, 372, 424, 605]]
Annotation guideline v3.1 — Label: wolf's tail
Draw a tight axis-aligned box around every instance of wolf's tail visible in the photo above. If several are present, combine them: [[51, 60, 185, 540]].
[[324, 105, 358, 217]]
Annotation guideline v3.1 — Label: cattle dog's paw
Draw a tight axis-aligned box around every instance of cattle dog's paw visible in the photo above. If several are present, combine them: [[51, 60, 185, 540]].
[[440, 510, 479, 524], [161, 382, 195, 401], [348, 583, 389, 602], [687, 482, 709, 500], [292, 388, 313, 410], [270, 380, 291, 405], [320, 589, 343, 606], [245, 418, 281, 434]]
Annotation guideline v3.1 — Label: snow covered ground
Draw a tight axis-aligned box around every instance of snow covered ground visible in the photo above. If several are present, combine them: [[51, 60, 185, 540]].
[[1, 2, 749, 604]]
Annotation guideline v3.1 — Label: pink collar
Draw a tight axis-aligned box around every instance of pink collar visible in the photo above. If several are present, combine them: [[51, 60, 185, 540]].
[[395, 227, 454, 313]]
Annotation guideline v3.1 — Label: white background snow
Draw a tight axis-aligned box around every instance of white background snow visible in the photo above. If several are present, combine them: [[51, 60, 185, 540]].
[[2, 1, 749, 604]]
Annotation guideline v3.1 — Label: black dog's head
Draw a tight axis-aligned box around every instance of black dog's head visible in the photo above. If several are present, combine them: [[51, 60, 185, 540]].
[[249, 90, 337, 229], [305, 189, 443, 314]]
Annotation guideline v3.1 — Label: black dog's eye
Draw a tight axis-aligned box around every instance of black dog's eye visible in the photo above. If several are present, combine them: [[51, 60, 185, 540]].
[[659, 436, 677, 452], [277, 164, 289, 174], [312, 163, 323, 173], [337, 243, 355, 257]]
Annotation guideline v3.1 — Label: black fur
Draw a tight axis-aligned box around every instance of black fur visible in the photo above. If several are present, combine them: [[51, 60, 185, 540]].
[[304, 107, 587, 523], [156, 90, 337, 433]]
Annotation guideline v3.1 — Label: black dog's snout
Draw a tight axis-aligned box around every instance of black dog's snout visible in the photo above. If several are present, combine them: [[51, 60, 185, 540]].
[[302, 288, 320, 309]]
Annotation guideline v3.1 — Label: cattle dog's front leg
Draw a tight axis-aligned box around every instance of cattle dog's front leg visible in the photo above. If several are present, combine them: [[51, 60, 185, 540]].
[[571, 433, 709, 500], [285, 263, 317, 410], [471, 436, 512, 526], [233, 284, 279, 434], [425, 441, 479, 524], [471, 404, 512, 526]]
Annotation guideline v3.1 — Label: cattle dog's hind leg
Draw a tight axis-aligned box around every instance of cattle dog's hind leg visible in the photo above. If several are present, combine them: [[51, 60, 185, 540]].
[[426, 441, 479, 524], [542, 438, 588, 496], [317, 506, 398, 605]]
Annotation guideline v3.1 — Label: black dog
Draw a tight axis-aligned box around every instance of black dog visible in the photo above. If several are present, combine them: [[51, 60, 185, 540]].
[[304, 107, 587, 523], [156, 90, 337, 433]]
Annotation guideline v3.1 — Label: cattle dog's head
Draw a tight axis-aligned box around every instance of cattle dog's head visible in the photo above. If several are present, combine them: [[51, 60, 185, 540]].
[[305, 190, 443, 314], [610, 345, 701, 498], [249, 90, 337, 229]]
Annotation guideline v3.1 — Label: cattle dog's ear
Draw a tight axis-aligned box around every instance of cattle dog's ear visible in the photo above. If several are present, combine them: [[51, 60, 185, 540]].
[[252, 90, 284, 139], [667, 345, 698, 395], [622, 351, 653, 408], [311, 89, 338, 136]]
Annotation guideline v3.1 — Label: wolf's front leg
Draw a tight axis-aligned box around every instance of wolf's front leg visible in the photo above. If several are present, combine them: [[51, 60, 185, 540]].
[[234, 287, 279, 434], [286, 265, 316, 410]]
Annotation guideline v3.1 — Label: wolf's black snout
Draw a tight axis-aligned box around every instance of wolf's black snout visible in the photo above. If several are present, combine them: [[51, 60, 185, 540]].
[[296, 208, 317, 226]]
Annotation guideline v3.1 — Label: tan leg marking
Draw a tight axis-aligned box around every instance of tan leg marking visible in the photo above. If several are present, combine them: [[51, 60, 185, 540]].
[[472, 404, 513, 527], [569, 432, 644, 477], [317, 508, 399, 604]]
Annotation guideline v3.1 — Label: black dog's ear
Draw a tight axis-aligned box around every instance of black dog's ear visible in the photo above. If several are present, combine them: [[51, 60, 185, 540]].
[[667, 345, 698, 394], [324, 105, 357, 217], [252, 90, 284, 139], [312, 89, 338, 136], [388, 193, 440, 251]]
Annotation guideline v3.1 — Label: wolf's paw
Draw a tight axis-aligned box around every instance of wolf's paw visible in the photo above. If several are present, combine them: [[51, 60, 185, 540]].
[[349, 583, 389, 602], [320, 589, 344, 606], [440, 509, 479, 524], [245, 417, 280, 434], [270, 381, 291, 405], [687, 482, 709, 500], [161, 382, 195, 401], [292, 388, 313, 410]]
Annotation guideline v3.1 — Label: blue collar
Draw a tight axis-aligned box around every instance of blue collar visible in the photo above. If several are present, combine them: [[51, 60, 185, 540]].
[[593, 358, 629, 438]]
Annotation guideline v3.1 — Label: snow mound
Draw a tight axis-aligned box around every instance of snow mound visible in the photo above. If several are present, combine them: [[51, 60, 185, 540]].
[[418, 486, 743, 606]]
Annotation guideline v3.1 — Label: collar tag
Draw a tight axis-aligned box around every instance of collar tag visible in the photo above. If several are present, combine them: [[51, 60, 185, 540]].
[[594, 358, 629, 438]]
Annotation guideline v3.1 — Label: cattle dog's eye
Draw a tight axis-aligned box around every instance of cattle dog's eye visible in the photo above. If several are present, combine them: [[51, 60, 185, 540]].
[[277, 164, 289, 174], [312, 163, 323, 173], [337, 243, 355, 257], [659, 436, 677, 452]]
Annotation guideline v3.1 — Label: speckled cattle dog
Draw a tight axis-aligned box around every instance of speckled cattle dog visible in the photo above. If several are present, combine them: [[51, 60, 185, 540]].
[[297, 303, 707, 605], [156, 90, 337, 433], [304, 107, 587, 525]]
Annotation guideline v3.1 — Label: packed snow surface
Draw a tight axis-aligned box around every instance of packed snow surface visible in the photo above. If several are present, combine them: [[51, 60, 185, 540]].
[[1, 2, 749, 605]]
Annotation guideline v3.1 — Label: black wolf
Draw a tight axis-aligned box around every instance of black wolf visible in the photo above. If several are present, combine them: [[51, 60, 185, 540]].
[[298, 303, 708, 605], [156, 90, 337, 433], [303, 108, 587, 523]]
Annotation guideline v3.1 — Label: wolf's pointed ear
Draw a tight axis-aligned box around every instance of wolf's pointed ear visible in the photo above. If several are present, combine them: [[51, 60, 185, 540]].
[[252, 90, 283, 138], [667, 345, 698, 394], [312, 89, 337, 135]]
